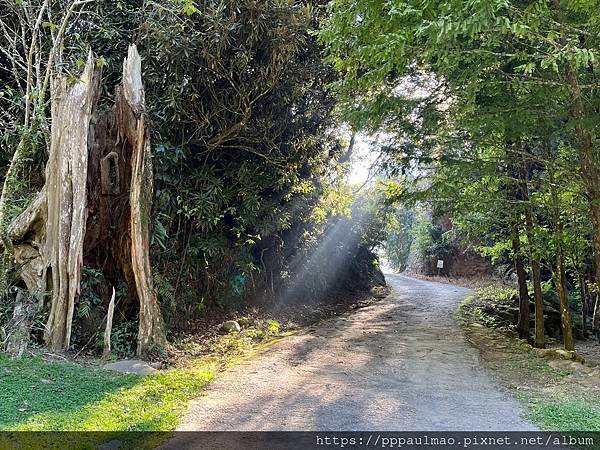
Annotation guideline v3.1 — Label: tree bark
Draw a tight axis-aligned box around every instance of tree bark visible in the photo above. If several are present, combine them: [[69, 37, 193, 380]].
[[554, 253, 575, 351], [506, 142, 530, 340], [82, 45, 167, 357], [523, 206, 545, 347], [118, 45, 167, 356], [4, 289, 38, 357], [549, 165, 575, 351], [2, 45, 166, 357], [564, 69, 600, 333], [520, 152, 545, 347], [512, 223, 530, 340], [44, 51, 101, 351], [8, 189, 48, 300], [579, 273, 589, 338], [0, 137, 30, 293]]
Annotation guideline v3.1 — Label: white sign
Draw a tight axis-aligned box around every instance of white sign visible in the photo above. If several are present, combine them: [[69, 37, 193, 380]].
[[437, 259, 444, 269]]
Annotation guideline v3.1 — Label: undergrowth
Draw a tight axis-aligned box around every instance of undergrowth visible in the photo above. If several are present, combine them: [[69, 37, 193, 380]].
[[458, 287, 600, 432]]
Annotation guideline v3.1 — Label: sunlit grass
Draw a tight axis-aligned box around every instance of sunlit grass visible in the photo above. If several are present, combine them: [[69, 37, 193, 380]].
[[0, 319, 285, 443], [0, 354, 214, 432]]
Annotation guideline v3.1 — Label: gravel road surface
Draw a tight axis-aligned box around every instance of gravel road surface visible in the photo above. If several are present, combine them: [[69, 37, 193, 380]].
[[176, 273, 535, 431]]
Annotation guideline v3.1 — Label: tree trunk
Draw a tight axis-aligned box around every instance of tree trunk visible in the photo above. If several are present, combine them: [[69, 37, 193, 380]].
[[506, 142, 530, 340], [566, 71, 600, 333], [524, 206, 545, 348], [579, 273, 589, 338], [3, 45, 166, 357], [520, 152, 545, 347], [576, 134, 600, 334], [118, 45, 167, 356], [4, 289, 38, 357], [84, 45, 167, 356], [549, 165, 575, 351], [512, 223, 530, 340], [44, 51, 102, 351], [530, 256, 545, 347], [8, 189, 48, 300], [0, 138, 32, 294], [555, 254, 575, 351]]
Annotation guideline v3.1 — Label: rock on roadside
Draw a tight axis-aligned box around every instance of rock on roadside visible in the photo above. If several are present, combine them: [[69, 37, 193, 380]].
[[220, 320, 241, 333], [103, 359, 158, 375]]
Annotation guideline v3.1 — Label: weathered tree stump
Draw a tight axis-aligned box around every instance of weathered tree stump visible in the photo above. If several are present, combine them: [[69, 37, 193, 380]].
[[4, 45, 166, 357], [44, 51, 102, 351], [86, 45, 167, 356], [121, 46, 167, 355]]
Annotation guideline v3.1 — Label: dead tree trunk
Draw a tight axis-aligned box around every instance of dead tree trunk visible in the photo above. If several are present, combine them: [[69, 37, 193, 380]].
[[43, 51, 102, 351], [102, 287, 115, 359], [3, 45, 166, 357], [84, 45, 166, 356], [118, 45, 167, 356]]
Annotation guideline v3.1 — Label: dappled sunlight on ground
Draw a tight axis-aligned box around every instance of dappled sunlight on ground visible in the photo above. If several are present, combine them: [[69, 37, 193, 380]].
[[169, 275, 534, 436]]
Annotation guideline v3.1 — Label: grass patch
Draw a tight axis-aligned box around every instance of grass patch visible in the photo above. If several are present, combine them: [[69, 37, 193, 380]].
[[0, 318, 286, 439], [475, 285, 518, 305], [0, 353, 214, 437], [0, 353, 215, 448], [0, 353, 138, 430], [5, 362, 214, 432], [528, 399, 600, 431]]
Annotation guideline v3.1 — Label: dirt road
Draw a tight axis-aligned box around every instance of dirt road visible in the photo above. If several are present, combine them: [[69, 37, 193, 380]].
[[177, 273, 535, 430]]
